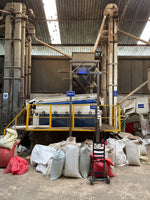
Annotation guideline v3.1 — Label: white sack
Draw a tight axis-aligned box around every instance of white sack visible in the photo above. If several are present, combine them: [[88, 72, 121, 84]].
[[125, 141, 141, 166], [140, 116, 150, 136], [0, 128, 18, 149], [31, 144, 56, 166], [50, 148, 65, 180], [107, 138, 127, 166], [43, 159, 53, 176], [63, 145, 81, 178], [36, 164, 47, 174], [138, 143, 147, 155], [79, 144, 92, 178]]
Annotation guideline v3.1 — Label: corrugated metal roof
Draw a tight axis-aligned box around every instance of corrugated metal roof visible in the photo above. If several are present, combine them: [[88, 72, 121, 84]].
[[0, 0, 150, 45], [0, 0, 51, 44], [56, 0, 150, 45]]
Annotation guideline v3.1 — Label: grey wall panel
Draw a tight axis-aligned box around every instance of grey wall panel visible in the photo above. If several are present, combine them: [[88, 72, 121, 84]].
[[131, 59, 144, 93], [31, 56, 70, 93], [31, 56, 150, 94], [118, 57, 150, 94], [143, 60, 150, 93], [118, 59, 131, 93]]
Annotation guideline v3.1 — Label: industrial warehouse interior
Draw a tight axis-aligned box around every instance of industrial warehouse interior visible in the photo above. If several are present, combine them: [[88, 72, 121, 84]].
[[0, 0, 150, 199]]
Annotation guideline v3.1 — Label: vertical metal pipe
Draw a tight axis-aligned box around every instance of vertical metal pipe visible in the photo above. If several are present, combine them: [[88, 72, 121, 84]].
[[69, 61, 72, 136], [13, 3, 22, 117], [113, 18, 118, 127], [27, 35, 32, 99], [96, 62, 100, 142], [20, 12, 26, 106], [108, 17, 113, 125], [101, 42, 107, 117], [3, 14, 13, 124], [25, 40, 29, 101]]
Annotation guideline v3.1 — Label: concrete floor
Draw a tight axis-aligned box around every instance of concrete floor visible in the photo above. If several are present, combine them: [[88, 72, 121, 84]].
[[0, 146, 150, 200]]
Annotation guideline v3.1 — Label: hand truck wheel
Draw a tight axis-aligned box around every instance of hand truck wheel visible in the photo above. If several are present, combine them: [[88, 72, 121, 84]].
[[89, 176, 93, 185], [106, 176, 110, 184]]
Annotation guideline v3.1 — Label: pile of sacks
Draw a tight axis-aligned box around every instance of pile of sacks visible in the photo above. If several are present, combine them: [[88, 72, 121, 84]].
[[107, 136, 148, 167], [31, 137, 95, 180], [31, 133, 148, 180], [0, 129, 28, 175]]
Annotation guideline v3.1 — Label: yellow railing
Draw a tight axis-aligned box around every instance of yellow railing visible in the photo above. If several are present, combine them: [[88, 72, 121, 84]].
[[3, 106, 27, 135], [4, 104, 121, 134]]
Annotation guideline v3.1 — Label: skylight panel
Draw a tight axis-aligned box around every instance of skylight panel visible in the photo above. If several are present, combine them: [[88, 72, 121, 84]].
[[138, 17, 150, 44], [43, 0, 61, 44]]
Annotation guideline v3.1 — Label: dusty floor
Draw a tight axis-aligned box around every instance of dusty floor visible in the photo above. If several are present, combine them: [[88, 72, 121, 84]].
[[0, 146, 150, 200]]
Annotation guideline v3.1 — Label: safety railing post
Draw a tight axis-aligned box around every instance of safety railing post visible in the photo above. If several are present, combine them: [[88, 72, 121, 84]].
[[72, 106, 75, 130], [111, 106, 113, 126], [49, 105, 52, 130], [118, 105, 121, 132], [26, 104, 29, 130], [15, 118, 17, 131], [114, 106, 116, 129]]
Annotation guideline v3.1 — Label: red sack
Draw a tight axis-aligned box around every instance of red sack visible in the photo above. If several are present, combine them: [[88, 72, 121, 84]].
[[89, 153, 114, 178], [3, 156, 28, 175]]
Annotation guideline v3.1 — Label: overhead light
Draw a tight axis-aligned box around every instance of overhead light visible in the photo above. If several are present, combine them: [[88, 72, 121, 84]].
[[138, 18, 150, 44], [43, 0, 61, 44]]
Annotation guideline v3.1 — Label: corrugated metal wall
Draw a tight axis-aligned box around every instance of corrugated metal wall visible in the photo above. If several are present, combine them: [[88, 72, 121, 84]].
[[118, 57, 149, 94], [31, 56, 70, 93], [31, 56, 150, 94], [0, 55, 149, 95]]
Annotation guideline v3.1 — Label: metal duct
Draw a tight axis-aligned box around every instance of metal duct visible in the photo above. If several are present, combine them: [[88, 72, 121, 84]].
[[3, 13, 13, 124], [108, 17, 113, 125], [27, 35, 32, 99], [101, 41, 107, 117], [25, 40, 28, 100], [13, 3, 22, 117], [20, 5, 27, 106], [148, 67, 150, 90]]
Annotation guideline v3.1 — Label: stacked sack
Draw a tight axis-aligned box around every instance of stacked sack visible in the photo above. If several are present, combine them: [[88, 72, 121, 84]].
[[31, 137, 115, 180], [31, 137, 94, 179], [0, 128, 18, 150], [107, 136, 148, 166]]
